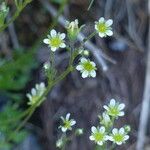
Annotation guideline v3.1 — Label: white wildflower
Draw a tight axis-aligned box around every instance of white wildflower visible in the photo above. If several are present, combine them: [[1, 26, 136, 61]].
[[76, 57, 97, 78], [59, 113, 76, 132], [95, 17, 113, 37], [43, 29, 66, 51], [103, 99, 125, 118], [26, 82, 46, 106], [89, 126, 109, 145], [108, 127, 129, 145]]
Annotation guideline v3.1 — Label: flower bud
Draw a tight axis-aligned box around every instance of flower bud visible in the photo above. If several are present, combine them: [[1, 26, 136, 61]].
[[124, 125, 131, 133], [0, 2, 9, 26], [66, 19, 80, 41], [75, 128, 83, 135], [56, 138, 64, 148], [43, 62, 50, 70]]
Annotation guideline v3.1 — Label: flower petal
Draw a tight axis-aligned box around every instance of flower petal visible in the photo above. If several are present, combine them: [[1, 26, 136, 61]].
[[119, 111, 124, 116], [91, 126, 97, 133], [43, 39, 49, 44], [70, 120, 76, 126], [124, 135, 129, 141], [108, 136, 113, 141], [76, 65, 83, 71], [116, 142, 123, 145], [106, 19, 113, 27], [66, 113, 70, 120], [99, 126, 105, 133], [99, 17, 105, 23], [60, 43, 66, 48], [103, 105, 109, 110], [112, 128, 118, 135], [110, 99, 116, 107], [51, 47, 57, 52], [82, 71, 88, 78], [50, 29, 57, 37], [119, 128, 125, 134], [90, 70, 96, 78], [97, 141, 103, 145], [90, 62, 96, 67], [60, 33, 66, 40], [95, 24, 98, 30], [81, 57, 87, 63], [106, 30, 113, 36], [89, 135, 95, 141], [98, 32, 105, 37], [118, 103, 125, 110], [31, 88, 36, 96], [61, 127, 67, 132]]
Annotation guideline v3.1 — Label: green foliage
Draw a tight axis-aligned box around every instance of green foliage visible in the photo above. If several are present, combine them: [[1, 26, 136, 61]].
[[0, 104, 28, 150], [0, 50, 38, 90], [51, 0, 64, 4], [0, 48, 37, 149]]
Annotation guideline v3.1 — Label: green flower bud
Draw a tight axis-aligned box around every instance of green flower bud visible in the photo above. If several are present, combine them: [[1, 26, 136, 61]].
[[0, 2, 9, 26], [56, 138, 64, 148], [66, 19, 80, 41], [75, 128, 84, 135], [124, 125, 131, 133]]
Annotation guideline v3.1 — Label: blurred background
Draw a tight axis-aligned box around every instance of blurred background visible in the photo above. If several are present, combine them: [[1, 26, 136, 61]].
[[0, 0, 149, 150]]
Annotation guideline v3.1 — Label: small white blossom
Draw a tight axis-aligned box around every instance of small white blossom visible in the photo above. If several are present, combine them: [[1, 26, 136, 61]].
[[108, 128, 129, 145], [89, 126, 109, 145], [43, 29, 66, 52], [26, 82, 46, 106], [59, 113, 76, 132], [103, 99, 125, 118], [76, 58, 97, 78], [95, 17, 113, 37]]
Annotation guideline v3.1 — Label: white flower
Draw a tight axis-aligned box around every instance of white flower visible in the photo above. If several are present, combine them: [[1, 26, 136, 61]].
[[95, 17, 113, 37], [43, 29, 66, 51], [89, 126, 109, 145], [103, 99, 125, 118], [108, 128, 129, 145], [26, 82, 46, 106], [100, 112, 112, 127], [76, 58, 97, 78], [59, 113, 76, 132]]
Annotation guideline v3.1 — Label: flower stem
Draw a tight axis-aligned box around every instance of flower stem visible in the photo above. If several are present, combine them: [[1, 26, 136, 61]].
[[82, 31, 97, 44]]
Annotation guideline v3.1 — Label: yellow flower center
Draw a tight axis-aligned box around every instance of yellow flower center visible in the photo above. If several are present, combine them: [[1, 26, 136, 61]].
[[64, 120, 71, 129], [97, 23, 107, 33], [83, 62, 95, 71], [113, 134, 124, 142], [94, 132, 104, 142], [50, 37, 62, 47], [109, 106, 119, 116]]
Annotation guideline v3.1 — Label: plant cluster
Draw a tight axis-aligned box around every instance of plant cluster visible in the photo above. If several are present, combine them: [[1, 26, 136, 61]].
[[0, 1, 131, 148], [56, 99, 130, 150]]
